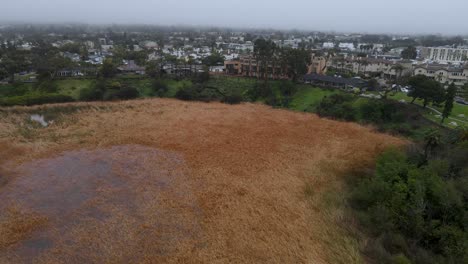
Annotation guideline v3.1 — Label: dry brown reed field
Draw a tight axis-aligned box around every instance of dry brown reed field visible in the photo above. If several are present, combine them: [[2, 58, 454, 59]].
[[0, 98, 404, 263]]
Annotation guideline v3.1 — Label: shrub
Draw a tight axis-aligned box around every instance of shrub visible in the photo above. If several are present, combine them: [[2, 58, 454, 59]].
[[392, 254, 412, 264], [151, 79, 168, 97], [174, 84, 211, 102], [316, 94, 356, 121], [222, 94, 243, 105], [0, 83, 29, 97], [116, 85, 139, 100], [246, 82, 275, 102], [36, 80, 58, 93], [359, 100, 405, 124], [265, 94, 280, 107], [351, 141, 468, 264], [175, 85, 195, 101], [195, 71, 210, 83], [79, 86, 103, 101], [0, 93, 74, 106]]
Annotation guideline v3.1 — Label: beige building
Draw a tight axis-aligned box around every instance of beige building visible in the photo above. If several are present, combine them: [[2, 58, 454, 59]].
[[307, 53, 328, 75], [224, 56, 288, 79], [414, 64, 468, 86], [331, 56, 413, 80]]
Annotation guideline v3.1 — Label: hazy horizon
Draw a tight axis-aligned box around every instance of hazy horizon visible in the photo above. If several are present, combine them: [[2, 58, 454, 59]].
[[1, 0, 468, 35]]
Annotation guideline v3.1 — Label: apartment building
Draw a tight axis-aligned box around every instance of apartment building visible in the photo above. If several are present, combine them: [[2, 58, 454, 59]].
[[421, 46, 468, 63], [331, 57, 413, 80], [308, 53, 328, 75], [414, 64, 468, 86], [224, 56, 288, 79]]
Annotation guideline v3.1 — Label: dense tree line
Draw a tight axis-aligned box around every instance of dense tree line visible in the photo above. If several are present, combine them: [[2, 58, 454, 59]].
[[253, 39, 310, 83], [351, 129, 467, 264]]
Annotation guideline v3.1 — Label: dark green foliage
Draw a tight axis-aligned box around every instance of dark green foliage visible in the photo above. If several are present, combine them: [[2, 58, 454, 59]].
[[265, 94, 280, 107], [401, 46, 418, 60], [315, 94, 446, 138], [254, 39, 277, 81], [79, 85, 103, 101], [36, 80, 59, 93], [79, 80, 139, 101], [145, 61, 161, 78], [0, 83, 29, 97], [221, 93, 243, 105], [282, 48, 310, 81], [174, 84, 210, 101], [151, 79, 168, 97], [0, 93, 74, 106], [99, 59, 117, 78], [202, 52, 225, 66], [174, 86, 194, 101], [351, 133, 468, 264], [442, 83, 457, 123], [116, 85, 139, 100], [195, 71, 210, 84], [408, 75, 445, 108], [316, 94, 356, 121], [246, 82, 273, 102], [359, 100, 405, 124]]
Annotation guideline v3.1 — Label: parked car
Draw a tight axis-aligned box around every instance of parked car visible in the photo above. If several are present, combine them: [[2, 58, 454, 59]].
[[455, 97, 468, 105]]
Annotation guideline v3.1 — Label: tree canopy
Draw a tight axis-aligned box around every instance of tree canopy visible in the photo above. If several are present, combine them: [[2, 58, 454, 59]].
[[408, 75, 445, 108]]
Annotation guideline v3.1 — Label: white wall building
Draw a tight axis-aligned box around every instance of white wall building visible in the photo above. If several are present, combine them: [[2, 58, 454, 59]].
[[421, 46, 468, 63], [322, 42, 335, 49]]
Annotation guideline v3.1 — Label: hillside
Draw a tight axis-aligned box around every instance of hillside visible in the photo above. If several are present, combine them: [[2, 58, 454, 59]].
[[0, 99, 404, 263]]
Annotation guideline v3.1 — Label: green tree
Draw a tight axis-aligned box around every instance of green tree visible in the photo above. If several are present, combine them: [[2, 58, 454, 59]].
[[202, 52, 225, 66], [254, 39, 276, 83], [99, 58, 117, 78], [401, 46, 417, 59], [145, 61, 160, 78], [0, 51, 29, 82], [408, 75, 445, 108], [282, 48, 309, 82], [392, 64, 405, 84], [441, 83, 457, 123]]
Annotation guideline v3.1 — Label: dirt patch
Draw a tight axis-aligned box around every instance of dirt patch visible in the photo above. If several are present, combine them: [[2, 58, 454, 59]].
[[0, 99, 405, 263]]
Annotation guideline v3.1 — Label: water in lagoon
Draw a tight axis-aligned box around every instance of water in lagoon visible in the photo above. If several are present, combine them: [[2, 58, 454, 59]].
[[0, 145, 203, 263]]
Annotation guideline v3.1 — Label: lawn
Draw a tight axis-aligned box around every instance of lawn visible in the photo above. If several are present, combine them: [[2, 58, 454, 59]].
[[207, 75, 257, 95], [289, 86, 341, 111], [56, 79, 95, 100]]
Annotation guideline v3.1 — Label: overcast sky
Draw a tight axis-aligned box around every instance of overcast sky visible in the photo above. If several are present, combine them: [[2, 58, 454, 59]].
[[1, 0, 467, 35]]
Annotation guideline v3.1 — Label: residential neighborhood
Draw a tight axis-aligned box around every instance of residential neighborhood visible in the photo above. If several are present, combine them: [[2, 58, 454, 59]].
[[1, 24, 467, 94]]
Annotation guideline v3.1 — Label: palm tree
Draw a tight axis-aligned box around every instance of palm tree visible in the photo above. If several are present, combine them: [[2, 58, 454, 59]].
[[423, 129, 441, 164], [391, 64, 405, 85]]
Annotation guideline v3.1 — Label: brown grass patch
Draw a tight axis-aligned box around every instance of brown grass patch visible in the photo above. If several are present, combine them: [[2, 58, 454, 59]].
[[0, 98, 405, 263], [0, 206, 48, 250]]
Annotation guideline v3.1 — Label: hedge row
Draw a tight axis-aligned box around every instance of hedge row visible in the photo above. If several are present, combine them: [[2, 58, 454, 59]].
[[0, 93, 74, 107]]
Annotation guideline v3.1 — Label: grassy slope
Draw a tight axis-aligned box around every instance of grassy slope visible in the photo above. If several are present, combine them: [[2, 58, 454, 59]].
[[56, 79, 95, 99], [207, 75, 256, 93], [290, 86, 341, 112], [386, 92, 468, 128]]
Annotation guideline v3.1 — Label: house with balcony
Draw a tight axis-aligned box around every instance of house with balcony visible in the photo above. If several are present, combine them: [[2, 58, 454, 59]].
[[414, 64, 468, 86]]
